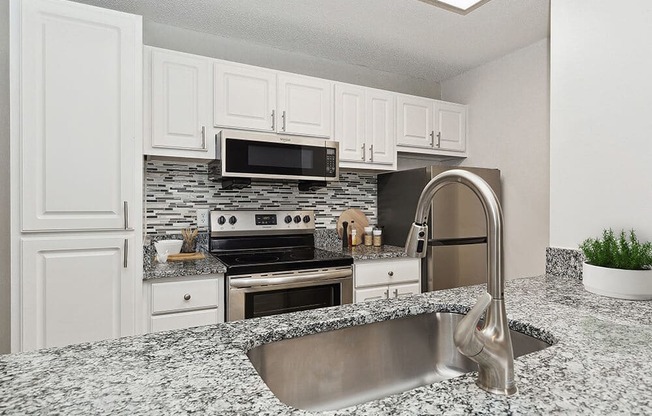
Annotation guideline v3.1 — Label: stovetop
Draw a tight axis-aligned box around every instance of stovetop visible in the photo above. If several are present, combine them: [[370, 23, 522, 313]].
[[215, 247, 353, 276]]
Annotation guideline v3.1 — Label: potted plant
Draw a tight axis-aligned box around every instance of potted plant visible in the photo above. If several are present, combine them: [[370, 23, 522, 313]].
[[580, 229, 652, 300]]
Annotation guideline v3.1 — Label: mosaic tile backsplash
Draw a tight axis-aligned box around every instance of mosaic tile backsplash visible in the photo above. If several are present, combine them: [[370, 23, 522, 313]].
[[144, 160, 377, 235]]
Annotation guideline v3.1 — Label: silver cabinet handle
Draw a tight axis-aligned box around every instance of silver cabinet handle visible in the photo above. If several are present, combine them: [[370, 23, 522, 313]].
[[388, 271, 394, 277], [123, 201, 129, 230], [201, 126, 207, 150], [430, 131, 435, 146], [281, 111, 286, 131], [436, 132, 441, 148], [271, 110, 275, 130], [123, 239, 128, 268], [361, 143, 366, 161], [183, 294, 191, 301], [384, 289, 389, 299], [393, 289, 399, 298], [369, 144, 374, 162]]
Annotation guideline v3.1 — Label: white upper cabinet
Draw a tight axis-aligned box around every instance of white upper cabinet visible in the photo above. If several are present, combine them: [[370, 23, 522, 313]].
[[434, 100, 467, 152], [214, 62, 277, 132], [145, 47, 213, 158], [278, 73, 332, 138], [334, 84, 365, 162], [20, 0, 141, 232], [396, 94, 434, 149], [366, 89, 396, 165]]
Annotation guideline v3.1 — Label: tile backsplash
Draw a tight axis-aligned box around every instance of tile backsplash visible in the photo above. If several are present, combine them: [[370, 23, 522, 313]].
[[144, 160, 377, 235]]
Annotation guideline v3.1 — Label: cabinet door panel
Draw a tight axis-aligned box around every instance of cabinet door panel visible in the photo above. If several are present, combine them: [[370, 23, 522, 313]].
[[396, 95, 433, 148], [366, 89, 396, 165], [151, 49, 210, 152], [278, 74, 332, 137], [354, 286, 389, 304], [390, 282, 421, 299], [21, 235, 135, 351], [214, 63, 276, 132], [21, 0, 140, 231], [151, 309, 219, 333], [434, 101, 467, 152], [334, 84, 365, 162]]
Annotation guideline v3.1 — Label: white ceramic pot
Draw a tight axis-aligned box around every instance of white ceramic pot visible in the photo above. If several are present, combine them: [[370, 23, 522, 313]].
[[582, 262, 652, 300], [154, 239, 183, 255]]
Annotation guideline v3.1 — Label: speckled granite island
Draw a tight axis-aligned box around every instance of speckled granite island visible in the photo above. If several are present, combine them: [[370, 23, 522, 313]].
[[2, 271, 651, 415]]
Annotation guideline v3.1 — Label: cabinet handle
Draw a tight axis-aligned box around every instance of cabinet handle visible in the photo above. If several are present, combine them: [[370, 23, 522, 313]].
[[361, 143, 366, 161], [369, 144, 374, 162], [271, 110, 275, 130], [282, 111, 286, 131], [384, 289, 389, 299], [430, 131, 435, 146], [201, 126, 207, 150], [393, 289, 399, 298], [183, 293, 191, 301], [123, 239, 128, 268], [388, 271, 394, 277], [436, 132, 441, 148], [123, 201, 129, 230]]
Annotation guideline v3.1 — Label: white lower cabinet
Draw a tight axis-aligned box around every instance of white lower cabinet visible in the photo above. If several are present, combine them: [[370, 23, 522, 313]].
[[353, 258, 421, 303], [145, 275, 225, 333], [21, 234, 137, 351]]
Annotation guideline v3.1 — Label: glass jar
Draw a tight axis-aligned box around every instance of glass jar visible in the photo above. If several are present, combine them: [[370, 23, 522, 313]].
[[373, 228, 383, 247], [364, 226, 374, 246]]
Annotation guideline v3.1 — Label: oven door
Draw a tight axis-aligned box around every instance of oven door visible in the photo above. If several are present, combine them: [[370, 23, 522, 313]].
[[220, 131, 338, 181], [227, 267, 353, 321]]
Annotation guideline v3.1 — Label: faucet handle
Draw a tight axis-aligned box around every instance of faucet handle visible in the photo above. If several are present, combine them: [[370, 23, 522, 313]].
[[454, 292, 492, 357]]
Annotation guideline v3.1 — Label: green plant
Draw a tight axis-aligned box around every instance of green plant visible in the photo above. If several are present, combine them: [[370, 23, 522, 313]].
[[580, 229, 652, 270]]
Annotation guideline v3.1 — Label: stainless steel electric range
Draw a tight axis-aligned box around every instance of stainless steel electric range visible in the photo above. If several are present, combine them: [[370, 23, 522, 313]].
[[209, 210, 353, 321]]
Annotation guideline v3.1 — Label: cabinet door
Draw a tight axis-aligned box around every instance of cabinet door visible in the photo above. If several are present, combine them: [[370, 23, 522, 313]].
[[151, 309, 219, 333], [354, 286, 389, 304], [20, 0, 141, 231], [434, 101, 467, 152], [21, 235, 136, 351], [389, 283, 421, 299], [334, 84, 365, 162], [150, 48, 211, 152], [396, 95, 434, 148], [214, 62, 276, 132], [278, 73, 332, 137], [366, 89, 396, 165]]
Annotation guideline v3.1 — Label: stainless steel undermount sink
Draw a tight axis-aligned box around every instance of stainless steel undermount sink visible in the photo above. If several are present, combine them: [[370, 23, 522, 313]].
[[247, 312, 552, 411]]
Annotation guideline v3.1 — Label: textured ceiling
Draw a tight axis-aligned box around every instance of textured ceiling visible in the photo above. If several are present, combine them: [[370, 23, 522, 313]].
[[70, 0, 550, 82]]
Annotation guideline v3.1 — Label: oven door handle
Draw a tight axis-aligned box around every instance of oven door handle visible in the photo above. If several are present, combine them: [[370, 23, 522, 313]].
[[229, 269, 352, 288]]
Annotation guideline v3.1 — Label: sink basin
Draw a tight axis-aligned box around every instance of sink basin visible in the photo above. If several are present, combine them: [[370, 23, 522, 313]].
[[247, 312, 552, 411]]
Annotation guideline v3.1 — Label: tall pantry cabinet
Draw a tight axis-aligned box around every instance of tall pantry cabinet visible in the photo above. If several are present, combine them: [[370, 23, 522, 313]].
[[11, 0, 143, 351]]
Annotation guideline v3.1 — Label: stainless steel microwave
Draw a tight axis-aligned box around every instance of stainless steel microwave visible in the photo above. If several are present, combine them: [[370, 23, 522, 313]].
[[217, 130, 339, 182]]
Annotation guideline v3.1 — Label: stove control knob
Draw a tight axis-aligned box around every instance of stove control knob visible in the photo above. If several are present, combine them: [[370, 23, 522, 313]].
[[303, 215, 311, 223], [293, 215, 301, 224], [217, 216, 226, 225], [284, 215, 293, 224], [229, 216, 237, 225]]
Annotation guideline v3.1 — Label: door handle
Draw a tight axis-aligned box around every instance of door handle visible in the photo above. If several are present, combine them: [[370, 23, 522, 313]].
[[271, 110, 275, 130], [369, 144, 374, 162], [393, 289, 399, 298], [430, 131, 435, 146], [361, 143, 366, 161], [123, 201, 129, 230], [123, 239, 128, 268], [436, 132, 441, 148], [384, 289, 389, 299], [282, 111, 286, 131], [201, 126, 207, 150]]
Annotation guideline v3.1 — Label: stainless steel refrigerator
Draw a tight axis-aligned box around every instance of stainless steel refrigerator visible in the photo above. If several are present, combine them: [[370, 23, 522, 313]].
[[377, 166, 501, 293]]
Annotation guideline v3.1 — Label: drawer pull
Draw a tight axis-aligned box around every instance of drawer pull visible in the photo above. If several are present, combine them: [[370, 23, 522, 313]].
[[183, 294, 191, 301], [388, 271, 394, 277]]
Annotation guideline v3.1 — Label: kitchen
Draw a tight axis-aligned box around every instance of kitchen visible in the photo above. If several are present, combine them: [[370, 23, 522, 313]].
[[1, 0, 652, 414]]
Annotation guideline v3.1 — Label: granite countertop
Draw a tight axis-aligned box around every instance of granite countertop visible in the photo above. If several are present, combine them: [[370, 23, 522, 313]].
[[318, 243, 408, 261], [2, 274, 652, 414], [143, 252, 227, 280]]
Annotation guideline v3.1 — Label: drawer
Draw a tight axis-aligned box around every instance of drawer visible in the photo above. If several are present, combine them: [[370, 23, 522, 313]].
[[151, 278, 219, 315], [354, 258, 420, 288], [151, 309, 220, 333]]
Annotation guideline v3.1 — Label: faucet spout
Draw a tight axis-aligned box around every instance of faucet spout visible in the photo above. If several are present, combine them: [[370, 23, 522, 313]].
[[405, 169, 516, 395]]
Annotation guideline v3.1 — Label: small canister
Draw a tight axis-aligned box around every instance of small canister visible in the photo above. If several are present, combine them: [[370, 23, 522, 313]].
[[373, 228, 383, 247], [364, 226, 374, 246]]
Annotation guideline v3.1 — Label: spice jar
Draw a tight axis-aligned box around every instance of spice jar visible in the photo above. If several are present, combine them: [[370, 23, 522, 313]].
[[373, 228, 383, 247], [364, 226, 374, 246], [351, 229, 358, 246]]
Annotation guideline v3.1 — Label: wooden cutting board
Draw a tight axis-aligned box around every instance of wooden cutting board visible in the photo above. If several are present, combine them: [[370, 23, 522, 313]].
[[337, 208, 370, 239], [166, 252, 205, 262]]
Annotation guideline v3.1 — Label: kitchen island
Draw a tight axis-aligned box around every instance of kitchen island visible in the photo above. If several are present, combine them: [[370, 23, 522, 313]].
[[1, 273, 651, 415]]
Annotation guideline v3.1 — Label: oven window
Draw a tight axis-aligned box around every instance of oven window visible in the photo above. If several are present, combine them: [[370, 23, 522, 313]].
[[245, 284, 341, 319]]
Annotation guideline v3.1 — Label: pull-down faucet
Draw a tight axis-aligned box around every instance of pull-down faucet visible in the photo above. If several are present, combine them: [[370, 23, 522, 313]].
[[405, 169, 516, 396]]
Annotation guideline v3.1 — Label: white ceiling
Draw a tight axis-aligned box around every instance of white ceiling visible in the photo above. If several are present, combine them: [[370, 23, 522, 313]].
[[71, 0, 550, 82]]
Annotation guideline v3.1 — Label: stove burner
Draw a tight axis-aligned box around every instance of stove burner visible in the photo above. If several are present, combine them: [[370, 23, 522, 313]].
[[289, 251, 315, 261], [235, 254, 281, 264]]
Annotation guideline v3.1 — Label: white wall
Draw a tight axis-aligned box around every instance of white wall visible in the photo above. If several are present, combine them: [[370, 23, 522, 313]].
[[0, 0, 10, 354], [441, 39, 550, 279], [143, 21, 441, 99], [550, 0, 652, 248]]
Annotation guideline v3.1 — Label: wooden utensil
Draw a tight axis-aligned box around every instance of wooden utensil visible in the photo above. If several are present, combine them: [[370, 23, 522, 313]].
[[166, 252, 205, 262], [336, 209, 370, 240]]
